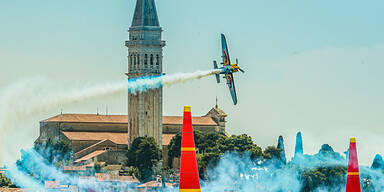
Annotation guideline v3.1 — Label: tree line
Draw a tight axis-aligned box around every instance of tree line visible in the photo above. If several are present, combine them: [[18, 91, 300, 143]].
[[4, 132, 384, 191]]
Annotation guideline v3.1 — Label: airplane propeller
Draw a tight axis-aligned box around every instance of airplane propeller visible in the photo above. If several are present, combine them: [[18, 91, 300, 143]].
[[236, 58, 245, 73]]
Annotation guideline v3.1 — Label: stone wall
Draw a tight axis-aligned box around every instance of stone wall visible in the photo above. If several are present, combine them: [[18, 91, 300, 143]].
[[60, 122, 127, 132], [71, 140, 99, 154], [163, 124, 218, 134], [74, 140, 118, 159], [36, 121, 128, 143], [97, 151, 128, 165]]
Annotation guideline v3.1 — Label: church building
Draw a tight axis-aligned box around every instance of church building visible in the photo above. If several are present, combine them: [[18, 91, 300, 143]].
[[35, 0, 228, 166]]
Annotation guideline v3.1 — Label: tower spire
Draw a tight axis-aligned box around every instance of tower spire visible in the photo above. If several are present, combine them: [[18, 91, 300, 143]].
[[132, 0, 160, 27], [215, 96, 218, 108]]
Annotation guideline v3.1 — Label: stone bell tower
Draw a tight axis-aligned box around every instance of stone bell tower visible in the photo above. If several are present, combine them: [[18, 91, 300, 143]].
[[125, 0, 165, 147]]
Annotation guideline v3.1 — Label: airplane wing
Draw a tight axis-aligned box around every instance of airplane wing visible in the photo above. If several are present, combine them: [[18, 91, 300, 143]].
[[225, 73, 238, 105], [221, 34, 231, 66]]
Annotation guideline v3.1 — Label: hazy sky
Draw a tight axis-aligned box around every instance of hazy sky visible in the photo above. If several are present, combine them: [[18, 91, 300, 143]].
[[1, 0, 384, 165]]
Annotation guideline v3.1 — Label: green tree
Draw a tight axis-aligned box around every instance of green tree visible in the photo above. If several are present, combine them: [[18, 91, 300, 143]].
[[197, 132, 226, 154], [167, 130, 205, 168], [219, 134, 263, 160], [263, 146, 282, 160], [126, 166, 141, 179], [34, 138, 72, 165], [168, 131, 266, 179], [0, 174, 16, 188], [301, 166, 347, 191], [127, 136, 162, 181], [167, 132, 182, 168], [196, 152, 222, 179]]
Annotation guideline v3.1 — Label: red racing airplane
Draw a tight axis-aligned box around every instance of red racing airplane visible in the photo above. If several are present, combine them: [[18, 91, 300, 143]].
[[213, 34, 244, 105]]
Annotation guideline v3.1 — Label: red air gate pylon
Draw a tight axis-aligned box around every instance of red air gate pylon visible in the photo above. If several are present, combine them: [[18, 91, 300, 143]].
[[346, 137, 361, 192], [179, 106, 201, 192]]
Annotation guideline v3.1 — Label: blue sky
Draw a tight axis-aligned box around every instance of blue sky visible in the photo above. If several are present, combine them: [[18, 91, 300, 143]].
[[1, 0, 384, 165]]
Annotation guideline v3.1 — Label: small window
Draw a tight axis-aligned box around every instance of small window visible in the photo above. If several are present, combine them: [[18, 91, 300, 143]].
[[156, 55, 159, 65], [137, 55, 140, 66], [144, 54, 148, 66], [129, 55, 133, 68], [134, 54, 136, 67], [150, 54, 154, 66]]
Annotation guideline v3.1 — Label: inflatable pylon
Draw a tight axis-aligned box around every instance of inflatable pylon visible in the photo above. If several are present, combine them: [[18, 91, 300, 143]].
[[179, 106, 201, 192], [346, 137, 361, 192]]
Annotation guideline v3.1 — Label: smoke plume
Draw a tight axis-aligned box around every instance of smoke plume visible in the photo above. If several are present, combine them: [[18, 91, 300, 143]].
[[0, 69, 220, 165], [5, 149, 139, 191]]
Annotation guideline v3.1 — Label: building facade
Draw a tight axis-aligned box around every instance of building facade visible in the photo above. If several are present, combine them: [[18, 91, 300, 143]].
[[125, 0, 165, 147], [35, 106, 227, 166]]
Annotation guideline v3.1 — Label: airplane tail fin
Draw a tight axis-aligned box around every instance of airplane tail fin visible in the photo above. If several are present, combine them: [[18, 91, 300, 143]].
[[179, 106, 201, 192], [346, 137, 361, 192], [213, 60, 220, 83]]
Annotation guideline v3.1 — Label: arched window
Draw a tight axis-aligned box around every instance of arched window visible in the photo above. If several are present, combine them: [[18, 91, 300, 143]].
[[150, 54, 154, 67], [144, 54, 148, 66], [129, 54, 133, 68], [134, 54, 136, 67], [156, 55, 159, 65], [137, 54, 140, 66]]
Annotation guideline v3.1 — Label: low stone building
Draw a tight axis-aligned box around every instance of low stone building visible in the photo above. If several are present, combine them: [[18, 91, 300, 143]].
[[35, 105, 227, 166]]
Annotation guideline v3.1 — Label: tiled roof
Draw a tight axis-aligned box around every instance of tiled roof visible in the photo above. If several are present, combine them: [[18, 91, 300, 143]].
[[74, 150, 107, 163], [78, 176, 96, 181], [95, 173, 139, 183], [85, 162, 105, 168], [74, 139, 111, 159], [62, 131, 127, 145], [42, 114, 128, 124], [137, 181, 176, 188], [44, 181, 58, 189], [62, 131, 179, 146], [163, 116, 217, 126], [213, 107, 227, 116], [162, 134, 176, 146], [42, 114, 218, 126], [0, 188, 27, 192], [63, 166, 86, 171], [137, 181, 160, 188]]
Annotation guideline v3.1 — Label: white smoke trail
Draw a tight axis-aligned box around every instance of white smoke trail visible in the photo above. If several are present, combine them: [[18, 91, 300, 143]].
[[0, 69, 220, 165], [127, 69, 221, 93]]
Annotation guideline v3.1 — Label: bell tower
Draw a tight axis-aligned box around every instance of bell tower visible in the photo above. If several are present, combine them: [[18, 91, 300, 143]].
[[126, 0, 165, 147]]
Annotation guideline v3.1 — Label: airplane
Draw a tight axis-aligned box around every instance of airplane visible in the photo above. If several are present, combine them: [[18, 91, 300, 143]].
[[213, 34, 244, 105]]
